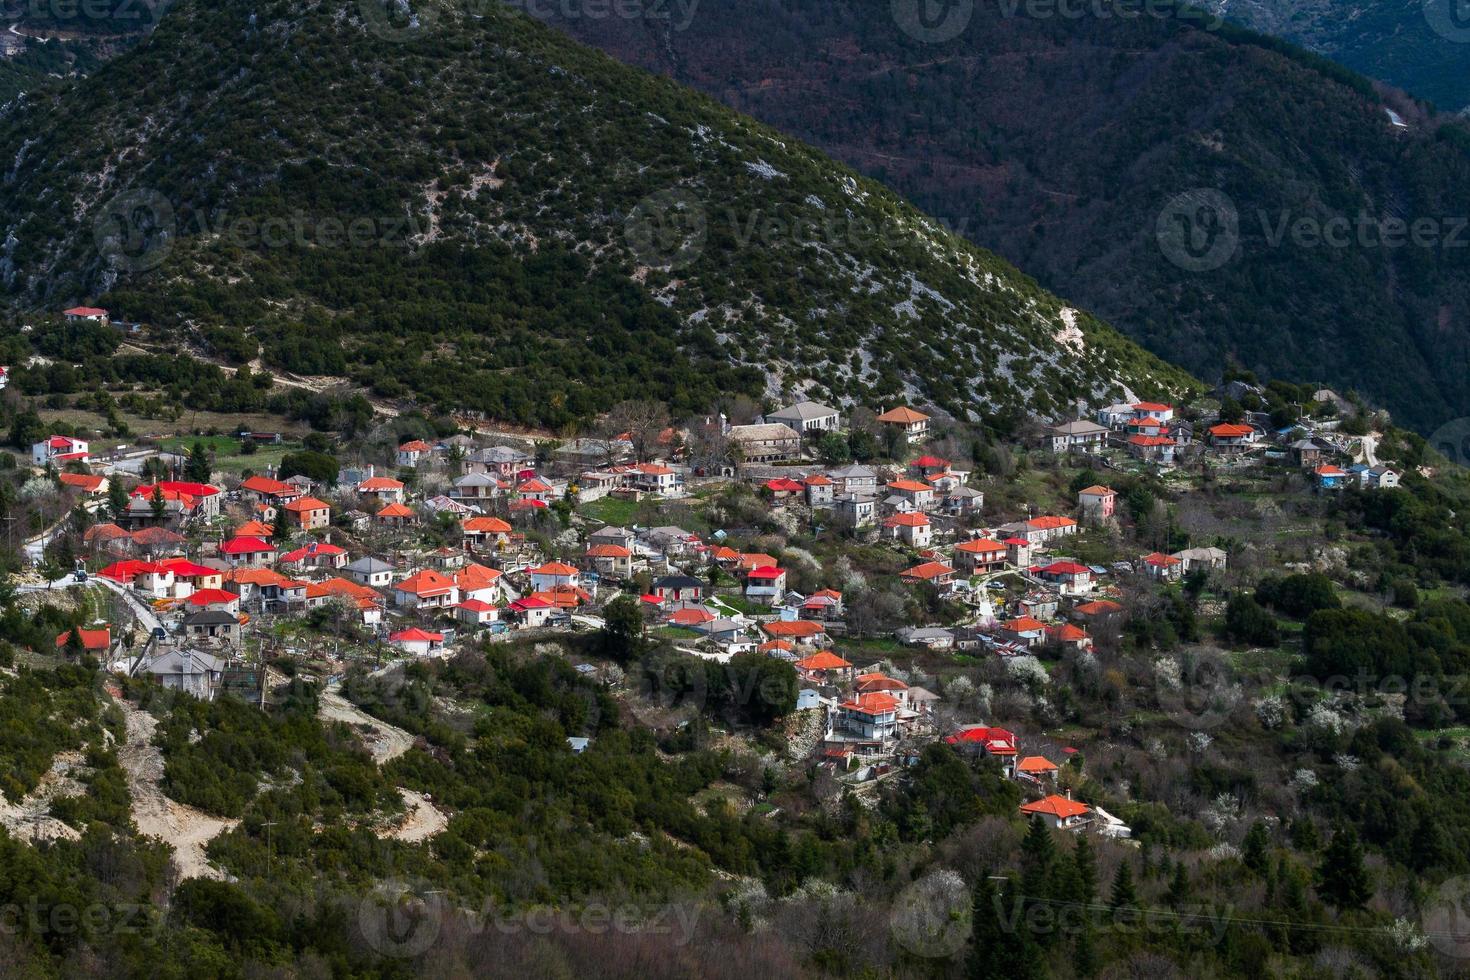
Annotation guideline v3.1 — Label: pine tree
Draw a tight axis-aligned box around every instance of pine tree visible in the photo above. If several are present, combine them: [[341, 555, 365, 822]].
[[149, 485, 166, 521], [63, 625, 84, 659], [1317, 826, 1371, 911], [107, 479, 128, 522], [1242, 821, 1271, 876], [186, 441, 212, 483], [1110, 860, 1137, 911], [1289, 817, 1320, 852], [1168, 861, 1190, 905], [1020, 815, 1056, 916], [1073, 835, 1098, 902]]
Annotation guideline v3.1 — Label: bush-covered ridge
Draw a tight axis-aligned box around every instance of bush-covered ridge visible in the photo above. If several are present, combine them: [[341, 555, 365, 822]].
[[0, 0, 1195, 430]]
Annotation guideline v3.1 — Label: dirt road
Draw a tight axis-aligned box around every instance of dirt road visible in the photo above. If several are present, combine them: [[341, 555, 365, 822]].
[[113, 696, 238, 880]]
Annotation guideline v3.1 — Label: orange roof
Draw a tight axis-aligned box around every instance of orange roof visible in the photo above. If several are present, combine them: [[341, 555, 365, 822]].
[[1074, 599, 1123, 616], [398, 440, 432, 452], [1020, 795, 1091, 819], [225, 567, 291, 587], [463, 516, 512, 534], [59, 473, 104, 492], [376, 502, 415, 519], [877, 406, 930, 424], [762, 620, 826, 638], [803, 474, 833, 486], [758, 639, 795, 653], [887, 479, 932, 493], [712, 546, 740, 561], [901, 561, 955, 581], [1128, 434, 1175, 447], [796, 650, 852, 670], [1027, 515, 1076, 530], [517, 478, 553, 493], [530, 561, 579, 576], [307, 578, 381, 604], [531, 586, 590, 609], [956, 538, 1005, 553], [1209, 423, 1254, 438], [632, 463, 674, 476], [1316, 465, 1347, 477], [856, 674, 908, 693], [1077, 485, 1115, 497], [240, 475, 293, 495], [840, 692, 901, 714], [738, 553, 778, 570], [883, 512, 930, 528], [586, 544, 631, 558], [396, 569, 457, 597], [234, 520, 274, 537], [1143, 552, 1182, 567], [1049, 623, 1090, 643], [1001, 616, 1048, 633], [1016, 756, 1059, 774], [1132, 401, 1172, 412], [283, 496, 330, 513], [669, 608, 716, 627], [357, 477, 405, 491], [455, 563, 502, 592]]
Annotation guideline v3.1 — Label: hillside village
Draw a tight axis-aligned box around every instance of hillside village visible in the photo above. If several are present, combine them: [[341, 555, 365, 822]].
[[19, 379, 1411, 844]]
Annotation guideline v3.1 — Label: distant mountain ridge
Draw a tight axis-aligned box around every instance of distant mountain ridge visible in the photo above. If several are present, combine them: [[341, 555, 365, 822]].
[[0, 0, 1193, 431], [528, 0, 1470, 433]]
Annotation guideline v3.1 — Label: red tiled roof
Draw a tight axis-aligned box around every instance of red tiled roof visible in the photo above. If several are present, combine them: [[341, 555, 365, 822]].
[[1020, 795, 1091, 819]]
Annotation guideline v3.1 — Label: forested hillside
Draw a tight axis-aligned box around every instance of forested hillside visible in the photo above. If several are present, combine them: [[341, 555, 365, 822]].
[[535, 0, 1470, 432], [0, 0, 1193, 432]]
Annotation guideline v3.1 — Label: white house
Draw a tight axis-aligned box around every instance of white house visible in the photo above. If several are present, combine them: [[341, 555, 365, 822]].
[[32, 435, 89, 466]]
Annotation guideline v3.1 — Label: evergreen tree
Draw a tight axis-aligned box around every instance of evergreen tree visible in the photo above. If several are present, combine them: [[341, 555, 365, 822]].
[[1289, 817, 1320, 852], [107, 479, 128, 522], [1317, 826, 1371, 911], [186, 441, 212, 483], [1020, 815, 1055, 911], [149, 485, 166, 521], [62, 625, 84, 659], [1168, 861, 1190, 905], [1242, 822, 1271, 877], [1072, 835, 1098, 902], [1110, 860, 1137, 911]]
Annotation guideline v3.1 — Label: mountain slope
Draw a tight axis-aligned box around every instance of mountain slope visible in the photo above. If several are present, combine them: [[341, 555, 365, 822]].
[[1205, 0, 1470, 112], [0, 0, 1192, 431], [530, 0, 1470, 433]]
